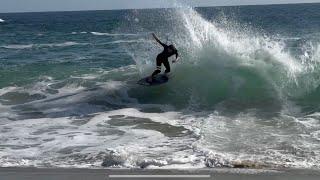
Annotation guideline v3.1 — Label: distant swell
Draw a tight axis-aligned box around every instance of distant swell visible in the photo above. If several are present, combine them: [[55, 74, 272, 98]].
[[0, 42, 88, 49], [91, 32, 137, 36], [71, 32, 88, 34], [106, 40, 146, 44]]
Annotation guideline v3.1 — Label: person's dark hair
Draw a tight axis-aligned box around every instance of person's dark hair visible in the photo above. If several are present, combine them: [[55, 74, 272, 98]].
[[168, 44, 176, 51]]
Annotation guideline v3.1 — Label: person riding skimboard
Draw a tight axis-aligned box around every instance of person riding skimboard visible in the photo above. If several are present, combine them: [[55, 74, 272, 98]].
[[148, 33, 179, 83]]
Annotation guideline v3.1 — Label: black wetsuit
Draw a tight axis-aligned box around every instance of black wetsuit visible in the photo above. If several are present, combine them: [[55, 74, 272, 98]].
[[152, 44, 178, 77]]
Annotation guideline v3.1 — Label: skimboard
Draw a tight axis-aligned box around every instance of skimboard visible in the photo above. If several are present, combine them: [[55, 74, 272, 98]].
[[137, 74, 170, 86]]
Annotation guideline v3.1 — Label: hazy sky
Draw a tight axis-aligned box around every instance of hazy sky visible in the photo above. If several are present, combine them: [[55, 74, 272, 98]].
[[1, 0, 320, 13]]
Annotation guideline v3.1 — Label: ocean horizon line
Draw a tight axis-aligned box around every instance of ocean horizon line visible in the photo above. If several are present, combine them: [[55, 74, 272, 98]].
[[0, 2, 319, 14]]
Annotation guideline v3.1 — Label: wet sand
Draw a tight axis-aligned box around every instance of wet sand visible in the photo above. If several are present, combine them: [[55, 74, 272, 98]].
[[1, 167, 320, 180]]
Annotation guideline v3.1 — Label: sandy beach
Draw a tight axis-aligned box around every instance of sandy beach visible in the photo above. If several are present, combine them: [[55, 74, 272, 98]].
[[1, 167, 320, 180]]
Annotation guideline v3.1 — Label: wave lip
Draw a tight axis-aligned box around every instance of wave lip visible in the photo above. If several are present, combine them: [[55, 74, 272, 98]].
[[0, 18, 4, 23]]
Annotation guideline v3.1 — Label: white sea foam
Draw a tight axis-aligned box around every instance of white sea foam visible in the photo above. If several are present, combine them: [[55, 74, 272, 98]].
[[0, 108, 192, 168], [0, 75, 199, 168], [71, 74, 99, 80], [0, 18, 4, 23], [0, 86, 17, 96], [2, 103, 318, 169]]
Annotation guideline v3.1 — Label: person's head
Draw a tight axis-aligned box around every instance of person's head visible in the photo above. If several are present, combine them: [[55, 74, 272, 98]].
[[168, 44, 177, 53]]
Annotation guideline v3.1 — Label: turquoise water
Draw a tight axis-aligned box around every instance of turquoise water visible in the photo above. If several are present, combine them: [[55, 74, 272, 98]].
[[0, 3, 320, 168]]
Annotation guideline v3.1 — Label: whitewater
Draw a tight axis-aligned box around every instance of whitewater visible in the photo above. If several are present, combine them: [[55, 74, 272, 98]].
[[0, 3, 320, 169]]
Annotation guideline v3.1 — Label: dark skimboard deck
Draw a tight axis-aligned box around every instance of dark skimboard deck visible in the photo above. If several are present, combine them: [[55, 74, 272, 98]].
[[137, 74, 170, 86]]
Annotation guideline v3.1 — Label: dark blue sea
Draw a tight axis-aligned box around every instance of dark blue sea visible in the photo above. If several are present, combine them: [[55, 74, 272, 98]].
[[0, 3, 320, 169]]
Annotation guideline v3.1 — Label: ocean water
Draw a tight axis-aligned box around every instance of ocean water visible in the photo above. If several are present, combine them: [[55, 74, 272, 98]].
[[0, 3, 320, 169]]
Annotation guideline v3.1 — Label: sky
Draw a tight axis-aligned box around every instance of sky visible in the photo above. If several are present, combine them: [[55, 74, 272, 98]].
[[0, 0, 320, 13]]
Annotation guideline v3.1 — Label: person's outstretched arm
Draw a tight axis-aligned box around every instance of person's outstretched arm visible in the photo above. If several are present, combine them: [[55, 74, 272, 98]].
[[152, 33, 166, 47]]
